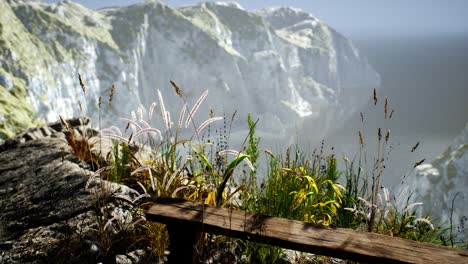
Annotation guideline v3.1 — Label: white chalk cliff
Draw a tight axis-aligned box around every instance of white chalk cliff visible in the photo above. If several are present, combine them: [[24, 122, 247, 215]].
[[413, 122, 468, 242], [0, 0, 379, 143]]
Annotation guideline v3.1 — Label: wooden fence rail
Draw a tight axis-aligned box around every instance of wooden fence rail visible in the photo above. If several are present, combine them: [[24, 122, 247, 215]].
[[146, 198, 467, 264]]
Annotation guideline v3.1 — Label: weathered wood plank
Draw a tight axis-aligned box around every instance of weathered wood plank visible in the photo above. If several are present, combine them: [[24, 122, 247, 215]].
[[146, 198, 468, 264]]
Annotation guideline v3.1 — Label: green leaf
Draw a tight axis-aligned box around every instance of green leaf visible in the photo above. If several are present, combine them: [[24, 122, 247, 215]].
[[215, 154, 250, 206], [192, 146, 213, 173]]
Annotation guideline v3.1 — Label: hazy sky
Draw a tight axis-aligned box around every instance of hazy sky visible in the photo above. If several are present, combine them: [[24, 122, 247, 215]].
[[44, 0, 468, 37]]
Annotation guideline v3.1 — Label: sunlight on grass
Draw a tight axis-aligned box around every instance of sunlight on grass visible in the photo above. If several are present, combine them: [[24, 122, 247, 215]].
[[62, 76, 464, 262]]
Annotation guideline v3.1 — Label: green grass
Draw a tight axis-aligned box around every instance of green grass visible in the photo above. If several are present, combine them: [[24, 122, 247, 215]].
[[61, 79, 464, 262]]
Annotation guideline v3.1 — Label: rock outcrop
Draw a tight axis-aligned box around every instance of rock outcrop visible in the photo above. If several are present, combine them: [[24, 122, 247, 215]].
[[0, 118, 156, 263], [412, 122, 468, 243]]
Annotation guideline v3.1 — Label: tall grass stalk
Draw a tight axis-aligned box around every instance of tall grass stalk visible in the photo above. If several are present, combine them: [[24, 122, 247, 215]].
[[61, 80, 461, 261]]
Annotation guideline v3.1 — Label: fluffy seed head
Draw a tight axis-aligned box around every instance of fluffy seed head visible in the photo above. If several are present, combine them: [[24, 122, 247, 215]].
[[157, 89, 169, 130], [414, 159, 425, 168], [178, 105, 186, 129], [109, 84, 115, 106], [78, 73, 86, 94], [373, 88, 377, 106], [384, 97, 388, 119], [170, 80, 183, 97], [196, 117, 223, 136], [59, 115, 70, 131], [185, 90, 209, 128], [358, 130, 364, 145], [148, 102, 157, 120], [415, 218, 434, 230], [411, 142, 420, 152]]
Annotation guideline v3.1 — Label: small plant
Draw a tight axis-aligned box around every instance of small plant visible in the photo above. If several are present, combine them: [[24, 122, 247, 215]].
[[95, 80, 258, 260], [243, 144, 344, 226], [59, 115, 100, 169], [241, 241, 286, 264], [238, 132, 345, 262]]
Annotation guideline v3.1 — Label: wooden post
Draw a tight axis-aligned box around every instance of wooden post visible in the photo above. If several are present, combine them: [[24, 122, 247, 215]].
[[167, 222, 201, 264]]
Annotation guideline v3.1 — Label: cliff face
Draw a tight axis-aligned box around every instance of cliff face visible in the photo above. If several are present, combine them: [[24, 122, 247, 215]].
[[0, 1, 379, 143], [413, 122, 468, 242], [0, 0, 116, 138]]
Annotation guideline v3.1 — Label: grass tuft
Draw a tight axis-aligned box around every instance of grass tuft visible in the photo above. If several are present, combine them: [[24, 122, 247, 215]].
[[58, 78, 463, 262]]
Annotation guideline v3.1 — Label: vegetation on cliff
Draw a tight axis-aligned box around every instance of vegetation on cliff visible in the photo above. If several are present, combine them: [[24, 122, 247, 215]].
[[56, 77, 465, 263]]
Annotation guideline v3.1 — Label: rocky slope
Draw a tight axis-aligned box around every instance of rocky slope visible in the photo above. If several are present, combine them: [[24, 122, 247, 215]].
[[0, 0, 379, 145], [412, 122, 468, 243], [0, 118, 157, 263]]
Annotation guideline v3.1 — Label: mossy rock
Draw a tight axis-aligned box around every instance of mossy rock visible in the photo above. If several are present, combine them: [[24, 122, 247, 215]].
[[0, 69, 42, 141]]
